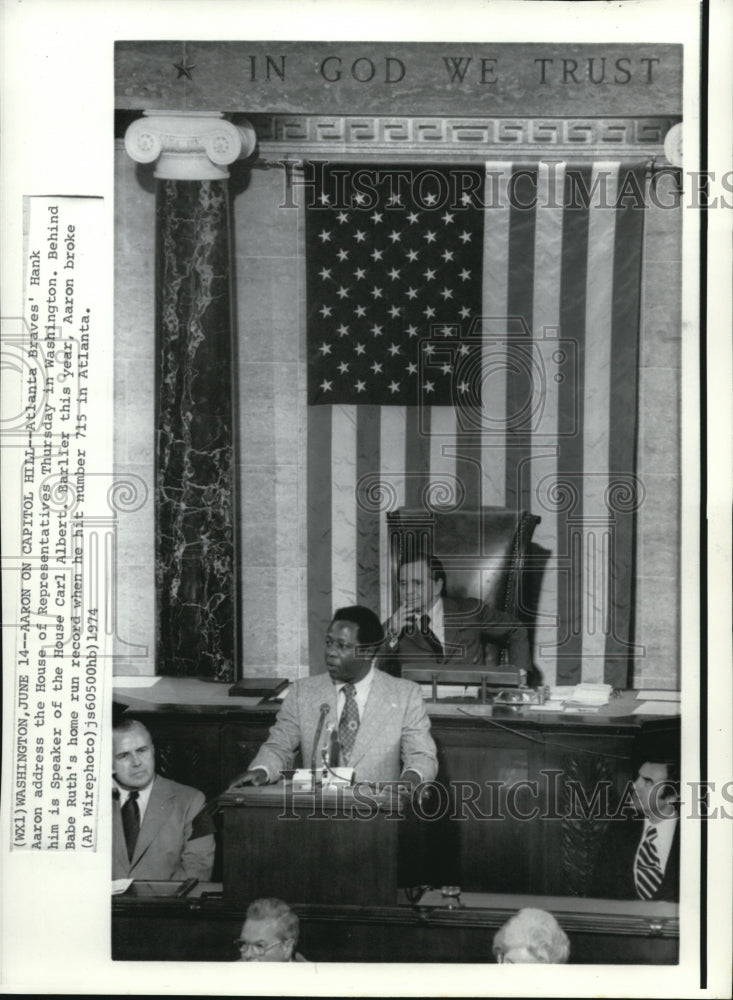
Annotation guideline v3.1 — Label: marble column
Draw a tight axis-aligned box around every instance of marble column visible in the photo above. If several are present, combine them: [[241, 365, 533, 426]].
[[125, 112, 255, 680]]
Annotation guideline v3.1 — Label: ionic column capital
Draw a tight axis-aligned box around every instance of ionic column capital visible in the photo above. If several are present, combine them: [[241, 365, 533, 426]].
[[124, 111, 256, 180]]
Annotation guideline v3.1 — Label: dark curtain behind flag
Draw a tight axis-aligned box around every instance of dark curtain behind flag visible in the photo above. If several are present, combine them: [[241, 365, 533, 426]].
[[305, 161, 647, 688]]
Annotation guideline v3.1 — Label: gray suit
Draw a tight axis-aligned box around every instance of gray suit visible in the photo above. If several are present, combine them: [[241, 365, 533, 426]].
[[112, 774, 215, 882], [249, 669, 438, 784]]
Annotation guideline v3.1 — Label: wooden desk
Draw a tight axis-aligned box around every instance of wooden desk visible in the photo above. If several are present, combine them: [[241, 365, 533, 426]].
[[219, 785, 400, 905], [114, 680, 679, 896], [112, 883, 679, 964]]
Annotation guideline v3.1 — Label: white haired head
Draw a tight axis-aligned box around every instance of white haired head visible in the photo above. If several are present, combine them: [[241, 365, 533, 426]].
[[493, 908, 570, 964]]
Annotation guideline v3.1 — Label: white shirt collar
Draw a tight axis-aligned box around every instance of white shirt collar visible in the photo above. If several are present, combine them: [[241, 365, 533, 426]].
[[113, 774, 155, 821], [334, 664, 375, 718], [335, 663, 374, 695]]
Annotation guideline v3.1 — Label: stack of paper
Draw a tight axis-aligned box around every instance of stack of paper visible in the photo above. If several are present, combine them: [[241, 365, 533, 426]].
[[544, 683, 614, 711], [564, 683, 614, 707], [548, 685, 576, 702]]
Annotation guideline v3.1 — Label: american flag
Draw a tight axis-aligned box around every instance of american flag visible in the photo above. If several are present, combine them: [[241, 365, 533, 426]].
[[306, 164, 485, 407], [305, 162, 646, 688]]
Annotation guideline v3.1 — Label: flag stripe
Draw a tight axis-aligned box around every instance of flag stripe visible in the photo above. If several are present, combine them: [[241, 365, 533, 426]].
[[581, 164, 619, 677], [429, 406, 458, 506], [530, 162, 565, 687], [481, 162, 513, 506], [307, 405, 333, 670], [605, 168, 646, 685], [405, 405, 431, 507], [379, 407, 407, 621], [455, 412, 483, 511], [331, 403, 358, 609], [505, 168, 537, 511], [555, 166, 592, 683], [356, 404, 381, 610]]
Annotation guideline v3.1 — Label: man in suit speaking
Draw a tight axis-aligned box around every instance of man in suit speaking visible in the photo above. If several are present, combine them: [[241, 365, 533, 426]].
[[112, 718, 215, 882], [232, 605, 438, 788], [377, 553, 531, 677], [592, 758, 680, 902]]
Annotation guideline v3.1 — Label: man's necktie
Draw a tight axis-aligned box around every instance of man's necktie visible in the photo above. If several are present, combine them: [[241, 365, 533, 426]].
[[121, 789, 141, 861], [338, 683, 360, 763], [419, 613, 444, 658], [634, 824, 663, 899]]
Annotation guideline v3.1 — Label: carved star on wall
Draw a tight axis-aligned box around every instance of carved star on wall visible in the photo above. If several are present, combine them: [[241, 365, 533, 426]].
[[173, 61, 195, 80]]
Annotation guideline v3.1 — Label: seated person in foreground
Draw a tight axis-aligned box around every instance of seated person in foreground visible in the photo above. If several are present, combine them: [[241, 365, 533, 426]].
[[232, 605, 438, 787], [492, 908, 570, 964], [592, 758, 680, 902], [376, 553, 531, 677], [235, 898, 306, 962], [112, 718, 214, 882]]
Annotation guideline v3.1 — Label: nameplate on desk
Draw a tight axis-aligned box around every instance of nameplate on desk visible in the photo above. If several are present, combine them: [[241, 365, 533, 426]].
[[404, 668, 524, 687], [228, 677, 289, 699], [427, 703, 495, 717]]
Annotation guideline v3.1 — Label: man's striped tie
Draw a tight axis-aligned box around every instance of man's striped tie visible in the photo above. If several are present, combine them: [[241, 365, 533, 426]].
[[634, 824, 663, 900]]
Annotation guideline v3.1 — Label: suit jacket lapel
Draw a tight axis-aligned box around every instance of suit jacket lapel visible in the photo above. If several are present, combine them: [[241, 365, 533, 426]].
[[349, 670, 394, 769], [130, 776, 172, 868], [112, 794, 130, 872], [304, 675, 339, 767], [441, 597, 463, 664]]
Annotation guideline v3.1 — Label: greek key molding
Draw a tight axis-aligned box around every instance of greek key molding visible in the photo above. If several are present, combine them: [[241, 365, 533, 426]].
[[125, 111, 257, 180], [249, 114, 679, 163]]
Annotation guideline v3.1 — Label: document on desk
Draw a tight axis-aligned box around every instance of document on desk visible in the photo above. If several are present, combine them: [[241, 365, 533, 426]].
[[636, 690, 682, 701], [633, 701, 681, 716]]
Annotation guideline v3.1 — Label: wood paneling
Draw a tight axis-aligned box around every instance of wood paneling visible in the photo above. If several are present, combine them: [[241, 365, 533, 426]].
[[113, 892, 679, 964], [121, 697, 679, 897]]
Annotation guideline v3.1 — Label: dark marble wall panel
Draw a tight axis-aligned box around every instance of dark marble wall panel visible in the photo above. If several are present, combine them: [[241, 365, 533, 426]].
[[156, 179, 236, 680], [114, 143, 156, 674]]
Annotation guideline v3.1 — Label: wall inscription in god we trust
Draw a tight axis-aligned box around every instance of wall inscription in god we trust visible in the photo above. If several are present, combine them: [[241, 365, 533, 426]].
[[114, 42, 682, 117]]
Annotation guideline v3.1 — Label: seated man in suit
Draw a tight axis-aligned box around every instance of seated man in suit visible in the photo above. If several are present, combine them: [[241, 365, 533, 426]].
[[592, 758, 680, 902], [232, 605, 438, 788], [112, 718, 215, 882], [492, 908, 570, 964], [235, 898, 306, 962], [376, 553, 531, 677]]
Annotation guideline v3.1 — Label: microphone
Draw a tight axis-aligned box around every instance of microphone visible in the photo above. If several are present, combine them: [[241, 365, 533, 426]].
[[310, 703, 331, 777]]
